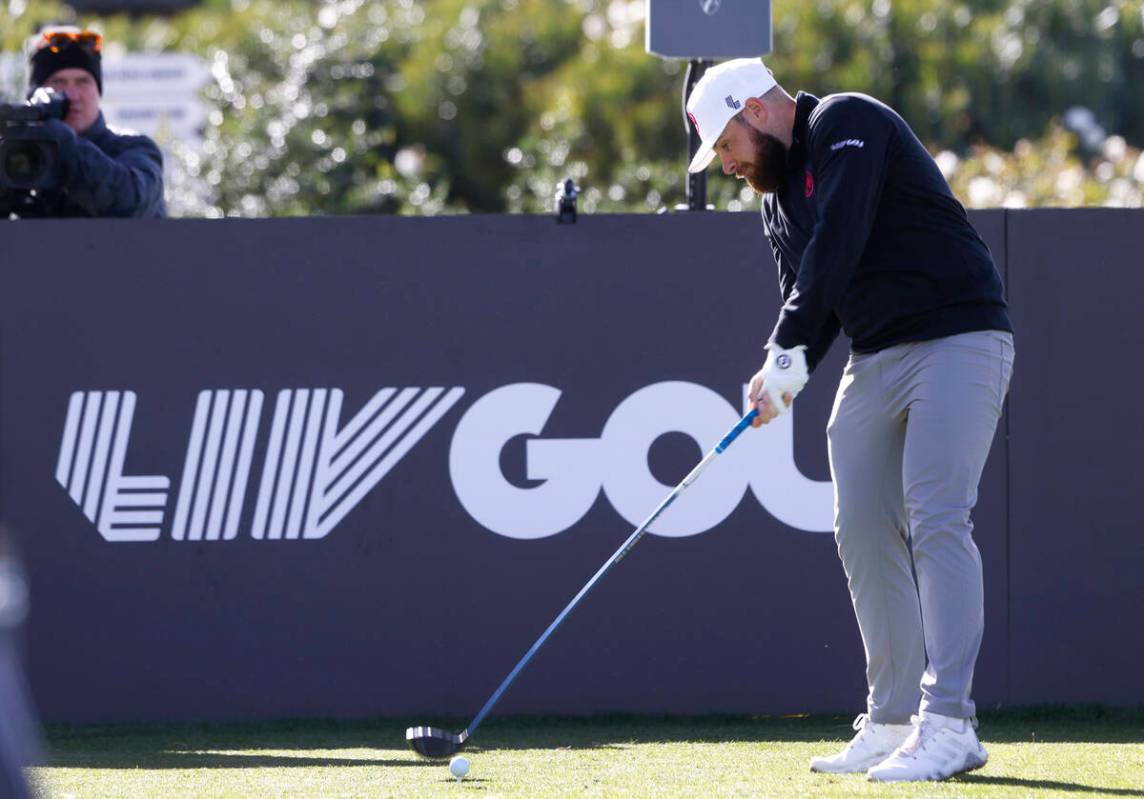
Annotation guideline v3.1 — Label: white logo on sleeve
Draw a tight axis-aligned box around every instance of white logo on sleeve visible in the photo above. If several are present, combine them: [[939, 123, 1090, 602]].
[[830, 139, 865, 151]]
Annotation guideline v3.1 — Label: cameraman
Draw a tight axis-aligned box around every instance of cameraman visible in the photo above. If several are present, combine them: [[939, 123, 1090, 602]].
[[5, 27, 166, 218]]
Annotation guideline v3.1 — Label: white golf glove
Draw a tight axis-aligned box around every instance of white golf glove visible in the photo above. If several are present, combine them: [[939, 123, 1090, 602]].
[[750, 344, 809, 416]]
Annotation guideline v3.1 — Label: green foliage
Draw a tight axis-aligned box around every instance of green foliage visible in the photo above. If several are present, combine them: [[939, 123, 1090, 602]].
[[393, 0, 585, 212], [151, 0, 434, 216], [943, 123, 1144, 207], [2, 0, 1143, 215]]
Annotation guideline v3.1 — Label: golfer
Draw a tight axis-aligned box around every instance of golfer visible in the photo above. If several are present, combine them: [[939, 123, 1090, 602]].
[[685, 58, 1014, 782]]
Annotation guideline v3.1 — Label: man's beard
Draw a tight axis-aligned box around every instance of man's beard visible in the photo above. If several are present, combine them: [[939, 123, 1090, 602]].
[[739, 125, 789, 195]]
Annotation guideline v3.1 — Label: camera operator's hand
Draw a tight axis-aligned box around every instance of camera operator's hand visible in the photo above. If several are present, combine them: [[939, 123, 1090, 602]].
[[41, 118, 80, 181]]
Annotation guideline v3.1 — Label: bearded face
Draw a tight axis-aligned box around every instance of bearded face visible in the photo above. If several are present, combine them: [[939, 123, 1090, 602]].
[[737, 121, 790, 195]]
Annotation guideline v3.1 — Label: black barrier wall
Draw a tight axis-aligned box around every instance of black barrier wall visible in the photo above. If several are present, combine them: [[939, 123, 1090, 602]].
[[0, 211, 1140, 723]]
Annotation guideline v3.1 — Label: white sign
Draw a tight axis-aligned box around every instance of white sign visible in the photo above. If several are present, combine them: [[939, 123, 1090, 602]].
[[100, 99, 207, 140], [102, 53, 210, 144], [0, 53, 25, 101], [102, 53, 211, 98]]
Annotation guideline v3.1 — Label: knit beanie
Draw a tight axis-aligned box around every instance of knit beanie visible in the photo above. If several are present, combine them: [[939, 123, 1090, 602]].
[[28, 37, 102, 96]]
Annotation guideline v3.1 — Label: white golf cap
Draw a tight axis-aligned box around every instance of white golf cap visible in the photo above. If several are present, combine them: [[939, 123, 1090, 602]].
[[686, 58, 778, 173]]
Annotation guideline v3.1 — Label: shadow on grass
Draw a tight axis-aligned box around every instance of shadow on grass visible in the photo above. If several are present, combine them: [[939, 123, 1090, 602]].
[[47, 750, 436, 769], [955, 774, 1144, 796], [392, 706, 1144, 749], [42, 705, 1143, 770]]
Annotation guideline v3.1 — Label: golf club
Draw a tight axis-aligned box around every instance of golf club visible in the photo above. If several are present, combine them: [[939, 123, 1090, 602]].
[[407, 407, 760, 758]]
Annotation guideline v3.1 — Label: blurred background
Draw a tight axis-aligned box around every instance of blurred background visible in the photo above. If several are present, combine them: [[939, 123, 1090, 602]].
[[2, 0, 1143, 216]]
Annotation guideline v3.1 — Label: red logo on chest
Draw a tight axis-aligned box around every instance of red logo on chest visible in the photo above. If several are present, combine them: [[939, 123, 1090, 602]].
[[804, 170, 815, 198]]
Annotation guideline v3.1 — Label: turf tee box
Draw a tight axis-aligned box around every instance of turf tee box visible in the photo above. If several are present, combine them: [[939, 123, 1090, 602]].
[[646, 0, 772, 59]]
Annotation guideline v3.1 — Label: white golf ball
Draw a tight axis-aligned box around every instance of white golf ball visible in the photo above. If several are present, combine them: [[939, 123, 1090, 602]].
[[449, 755, 470, 780]]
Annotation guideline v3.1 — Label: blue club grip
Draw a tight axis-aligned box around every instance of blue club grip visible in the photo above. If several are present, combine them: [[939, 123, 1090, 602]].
[[715, 408, 758, 453]]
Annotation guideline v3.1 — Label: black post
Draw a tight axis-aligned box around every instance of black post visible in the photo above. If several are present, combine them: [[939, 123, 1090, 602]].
[[683, 58, 712, 211]]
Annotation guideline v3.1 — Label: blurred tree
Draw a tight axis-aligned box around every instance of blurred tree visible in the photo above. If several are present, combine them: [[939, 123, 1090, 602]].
[[2, 0, 1142, 215], [942, 124, 1144, 208], [140, 0, 433, 216], [392, 0, 585, 212], [507, 0, 1144, 212]]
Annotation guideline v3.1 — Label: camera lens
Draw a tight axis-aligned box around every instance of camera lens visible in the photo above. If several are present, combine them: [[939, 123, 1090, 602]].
[[1, 142, 49, 187]]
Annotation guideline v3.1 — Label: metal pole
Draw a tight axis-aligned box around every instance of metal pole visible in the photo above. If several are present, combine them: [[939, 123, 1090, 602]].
[[683, 58, 712, 211]]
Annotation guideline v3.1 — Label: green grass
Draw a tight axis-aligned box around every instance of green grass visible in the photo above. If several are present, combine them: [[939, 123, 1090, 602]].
[[32, 707, 1144, 798]]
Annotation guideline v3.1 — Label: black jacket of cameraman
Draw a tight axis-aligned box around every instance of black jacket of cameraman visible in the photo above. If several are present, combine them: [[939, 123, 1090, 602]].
[[20, 113, 166, 218]]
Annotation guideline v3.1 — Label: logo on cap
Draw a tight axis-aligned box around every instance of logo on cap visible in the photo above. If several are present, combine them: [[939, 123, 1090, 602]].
[[725, 95, 741, 110]]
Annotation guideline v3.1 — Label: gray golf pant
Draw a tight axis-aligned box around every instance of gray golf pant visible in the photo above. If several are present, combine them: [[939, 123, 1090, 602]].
[[826, 330, 1014, 723]]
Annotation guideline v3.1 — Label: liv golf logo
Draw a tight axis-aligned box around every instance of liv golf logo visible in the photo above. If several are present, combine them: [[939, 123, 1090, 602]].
[[55, 382, 833, 544], [55, 388, 464, 542]]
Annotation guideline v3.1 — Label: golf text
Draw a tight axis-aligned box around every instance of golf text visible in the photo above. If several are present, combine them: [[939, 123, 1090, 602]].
[[55, 382, 832, 542]]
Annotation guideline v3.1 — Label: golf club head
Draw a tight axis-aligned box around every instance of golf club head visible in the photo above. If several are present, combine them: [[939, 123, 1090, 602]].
[[406, 726, 468, 758]]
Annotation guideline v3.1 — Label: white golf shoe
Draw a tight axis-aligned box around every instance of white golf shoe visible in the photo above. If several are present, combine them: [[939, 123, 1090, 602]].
[[866, 711, 988, 782], [809, 713, 913, 774]]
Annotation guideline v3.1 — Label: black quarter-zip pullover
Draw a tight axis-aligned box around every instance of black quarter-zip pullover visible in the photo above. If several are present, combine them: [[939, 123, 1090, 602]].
[[763, 92, 1012, 370]]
